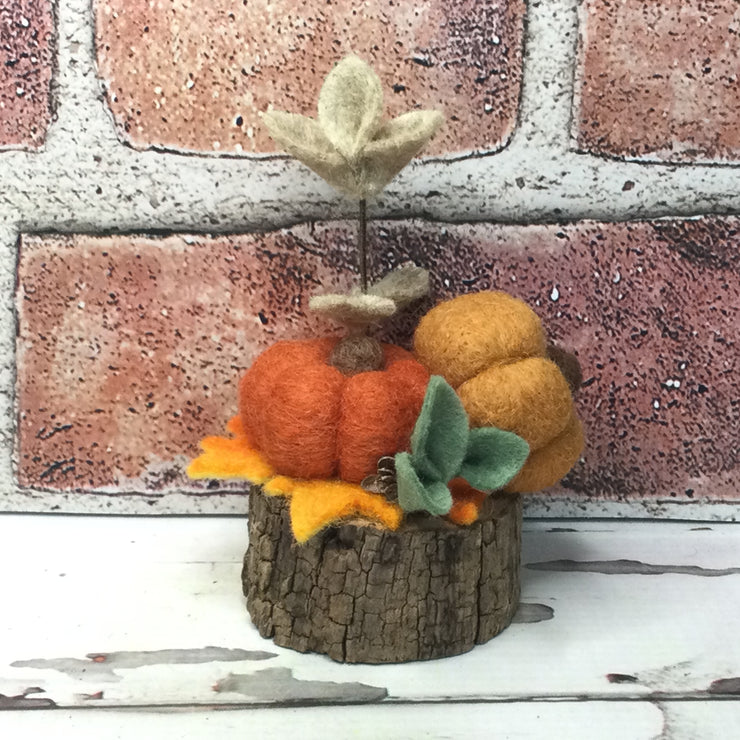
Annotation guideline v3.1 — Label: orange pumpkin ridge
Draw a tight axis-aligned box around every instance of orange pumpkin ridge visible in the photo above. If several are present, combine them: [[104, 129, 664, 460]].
[[337, 348, 429, 483], [239, 339, 344, 479], [239, 338, 429, 484], [412, 291, 583, 494]]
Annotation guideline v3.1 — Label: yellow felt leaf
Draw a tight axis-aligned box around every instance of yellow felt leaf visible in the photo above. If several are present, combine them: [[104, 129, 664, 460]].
[[318, 55, 383, 161], [186, 435, 274, 483], [287, 480, 402, 542], [263, 475, 297, 496]]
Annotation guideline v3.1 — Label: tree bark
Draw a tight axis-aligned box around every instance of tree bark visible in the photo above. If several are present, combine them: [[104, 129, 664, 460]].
[[243, 487, 522, 663]]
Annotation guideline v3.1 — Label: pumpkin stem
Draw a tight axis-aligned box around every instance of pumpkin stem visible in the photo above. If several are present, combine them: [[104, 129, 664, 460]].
[[546, 343, 583, 394], [358, 198, 368, 292], [329, 334, 385, 375]]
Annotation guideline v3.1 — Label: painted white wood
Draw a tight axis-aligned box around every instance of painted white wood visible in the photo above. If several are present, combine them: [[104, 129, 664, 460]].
[[3, 489, 738, 522], [0, 702, 669, 740], [1, 515, 739, 711]]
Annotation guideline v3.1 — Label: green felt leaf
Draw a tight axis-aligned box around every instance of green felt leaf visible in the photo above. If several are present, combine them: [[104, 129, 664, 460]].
[[459, 427, 530, 491], [318, 55, 383, 162], [410, 375, 469, 482], [395, 452, 453, 515], [360, 110, 444, 195]]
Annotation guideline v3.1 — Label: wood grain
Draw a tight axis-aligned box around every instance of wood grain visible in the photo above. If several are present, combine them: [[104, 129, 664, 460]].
[[243, 488, 522, 662]]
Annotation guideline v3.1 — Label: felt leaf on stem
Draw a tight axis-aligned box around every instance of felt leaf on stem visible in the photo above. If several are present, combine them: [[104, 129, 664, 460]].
[[459, 427, 530, 491], [264, 55, 443, 199], [395, 451, 453, 515], [318, 55, 384, 161], [368, 263, 430, 307], [410, 375, 470, 482], [309, 292, 396, 328], [262, 110, 357, 196], [361, 111, 444, 196]]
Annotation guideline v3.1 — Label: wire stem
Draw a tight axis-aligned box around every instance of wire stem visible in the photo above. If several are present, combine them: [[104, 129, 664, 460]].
[[358, 198, 368, 292]]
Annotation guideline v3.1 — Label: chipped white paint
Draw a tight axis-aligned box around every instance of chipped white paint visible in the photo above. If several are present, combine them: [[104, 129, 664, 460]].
[[1, 515, 739, 717]]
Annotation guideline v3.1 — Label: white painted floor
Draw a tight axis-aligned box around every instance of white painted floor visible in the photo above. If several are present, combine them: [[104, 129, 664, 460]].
[[1, 515, 739, 738]]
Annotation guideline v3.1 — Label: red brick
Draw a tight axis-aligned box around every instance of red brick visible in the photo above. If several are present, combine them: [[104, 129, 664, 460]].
[[94, 0, 524, 155], [17, 219, 739, 503], [374, 219, 740, 504], [575, 0, 740, 161], [16, 231, 357, 492], [0, 0, 54, 148]]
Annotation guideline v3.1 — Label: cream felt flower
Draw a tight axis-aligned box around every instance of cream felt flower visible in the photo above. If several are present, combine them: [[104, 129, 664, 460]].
[[309, 262, 430, 328], [263, 56, 444, 199]]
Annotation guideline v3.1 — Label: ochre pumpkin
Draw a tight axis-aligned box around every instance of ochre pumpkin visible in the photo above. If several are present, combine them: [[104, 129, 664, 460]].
[[414, 292, 584, 493], [239, 338, 430, 483], [414, 291, 547, 387]]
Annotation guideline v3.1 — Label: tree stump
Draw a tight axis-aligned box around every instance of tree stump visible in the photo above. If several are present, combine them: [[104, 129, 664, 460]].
[[243, 486, 522, 663]]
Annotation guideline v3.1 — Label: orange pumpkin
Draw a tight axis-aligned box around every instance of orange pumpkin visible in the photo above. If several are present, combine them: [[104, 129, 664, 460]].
[[414, 292, 584, 493], [238, 338, 430, 483]]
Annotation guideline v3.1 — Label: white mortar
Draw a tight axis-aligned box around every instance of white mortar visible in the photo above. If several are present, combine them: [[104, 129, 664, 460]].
[[0, 0, 738, 518]]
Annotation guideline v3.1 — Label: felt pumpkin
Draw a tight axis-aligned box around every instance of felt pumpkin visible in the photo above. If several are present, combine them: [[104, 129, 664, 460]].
[[414, 291, 584, 493], [239, 337, 430, 484]]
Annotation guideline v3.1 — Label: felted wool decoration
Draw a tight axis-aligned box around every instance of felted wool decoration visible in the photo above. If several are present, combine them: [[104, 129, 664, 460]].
[[367, 263, 430, 308], [309, 293, 396, 328], [457, 358, 573, 451], [263, 55, 443, 199], [394, 375, 529, 516], [309, 265, 431, 336], [263, 476, 402, 542], [187, 416, 275, 483], [414, 291, 547, 389], [187, 419, 402, 542], [506, 414, 585, 493], [412, 292, 584, 493], [238, 338, 430, 483], [546, 343, 583, 394], [447, 478, 487, 526]]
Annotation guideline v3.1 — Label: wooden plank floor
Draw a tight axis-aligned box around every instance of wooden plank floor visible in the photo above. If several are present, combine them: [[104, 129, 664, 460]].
[[1, 515, 739, 737]]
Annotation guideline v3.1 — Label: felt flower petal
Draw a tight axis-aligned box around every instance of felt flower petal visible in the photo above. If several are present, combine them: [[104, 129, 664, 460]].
[[309, 292, 397, 326], [263, 110, 359, 196], [318, 55, 383, 161], [286, 479, 402, 542], [368, 263, 430, 307], [187, 435, 275, 483], [361, 110, 444, 195]]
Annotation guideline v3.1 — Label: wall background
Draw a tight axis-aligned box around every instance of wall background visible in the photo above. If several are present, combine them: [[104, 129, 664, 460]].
[[1, 0, 738, 518]]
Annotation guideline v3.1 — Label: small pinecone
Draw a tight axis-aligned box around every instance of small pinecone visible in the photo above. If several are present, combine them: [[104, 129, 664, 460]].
[[361, 456, 397, 502]]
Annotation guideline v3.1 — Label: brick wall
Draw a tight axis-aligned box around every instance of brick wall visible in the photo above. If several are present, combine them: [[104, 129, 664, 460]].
[[1, 0, 738, 517]]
